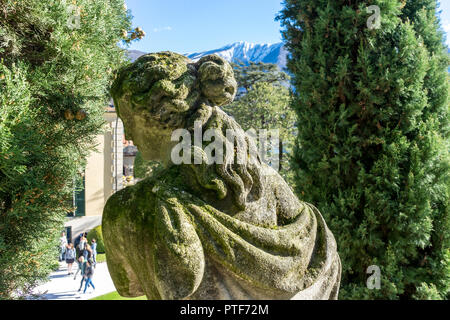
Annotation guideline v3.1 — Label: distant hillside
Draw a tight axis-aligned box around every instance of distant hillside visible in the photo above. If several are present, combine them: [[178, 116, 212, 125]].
[[126, 50, 147, 62]]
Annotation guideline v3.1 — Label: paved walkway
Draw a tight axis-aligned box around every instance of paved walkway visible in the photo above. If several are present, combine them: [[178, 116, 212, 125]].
[[65, 216, 102, 241], [31, 261, 116, 300]]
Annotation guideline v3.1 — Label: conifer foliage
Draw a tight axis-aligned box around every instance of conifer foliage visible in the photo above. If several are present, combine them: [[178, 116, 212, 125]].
[[0, 0, 133, 298], [278, 0, 449, 299], [224, 62, 296, 183]]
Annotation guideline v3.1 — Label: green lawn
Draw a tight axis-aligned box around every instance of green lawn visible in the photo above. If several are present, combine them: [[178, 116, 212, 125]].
[[95, 253, 106, 263], [91, 291, 146, 300]]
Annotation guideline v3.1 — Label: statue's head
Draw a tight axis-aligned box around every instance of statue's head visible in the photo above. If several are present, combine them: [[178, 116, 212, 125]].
[[110, 52, 237, 162]]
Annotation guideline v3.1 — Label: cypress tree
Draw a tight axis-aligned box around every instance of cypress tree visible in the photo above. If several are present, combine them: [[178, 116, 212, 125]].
[[278, 0, 449, 299]]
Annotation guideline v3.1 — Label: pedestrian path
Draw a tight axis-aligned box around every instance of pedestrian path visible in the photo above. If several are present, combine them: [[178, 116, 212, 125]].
[[31, 261, 116, 300]]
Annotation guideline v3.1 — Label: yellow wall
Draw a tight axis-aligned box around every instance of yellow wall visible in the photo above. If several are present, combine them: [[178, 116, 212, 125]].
[[84, 134, 105, 217], [83, 113, 124, 217]]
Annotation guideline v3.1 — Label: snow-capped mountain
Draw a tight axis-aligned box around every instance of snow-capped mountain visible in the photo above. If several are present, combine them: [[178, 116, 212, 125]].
[[126, 42, 288, 70], [186, 41, 288, 70]]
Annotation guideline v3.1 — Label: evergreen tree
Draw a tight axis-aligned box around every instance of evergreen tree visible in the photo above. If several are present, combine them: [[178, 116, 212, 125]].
[[224, 81, 296, 184], [0, 0, 134, 299], [278, 0, 449, 299], [224, 62, 296, 183], [231, 61, 290, 99], [399, 0, 450, 299]]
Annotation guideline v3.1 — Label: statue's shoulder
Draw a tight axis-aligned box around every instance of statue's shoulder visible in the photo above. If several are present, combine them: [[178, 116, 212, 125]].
[[103, 177, 158, 221]]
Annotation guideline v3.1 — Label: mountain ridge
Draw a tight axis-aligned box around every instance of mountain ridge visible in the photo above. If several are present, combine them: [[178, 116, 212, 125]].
[[126, 41, 288, 70], [186, 41, 287, 70]]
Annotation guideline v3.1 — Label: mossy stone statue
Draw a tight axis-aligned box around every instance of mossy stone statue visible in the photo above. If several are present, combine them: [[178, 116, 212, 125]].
[[103, 52, 341, 300]]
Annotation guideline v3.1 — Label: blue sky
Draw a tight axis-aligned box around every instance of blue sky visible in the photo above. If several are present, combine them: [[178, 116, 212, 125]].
[[441, 1, 450, 45], [125, 0, 450, 53]]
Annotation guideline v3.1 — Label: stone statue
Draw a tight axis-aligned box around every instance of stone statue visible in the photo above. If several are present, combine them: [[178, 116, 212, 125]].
[[103, 52, 341, 300]]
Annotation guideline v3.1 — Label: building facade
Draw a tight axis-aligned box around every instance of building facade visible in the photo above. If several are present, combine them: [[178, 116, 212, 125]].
[[65, 107, 137, 241]]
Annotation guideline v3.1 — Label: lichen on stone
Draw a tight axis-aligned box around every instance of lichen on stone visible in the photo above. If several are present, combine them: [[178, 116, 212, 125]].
[[103, 52, 341, 300]]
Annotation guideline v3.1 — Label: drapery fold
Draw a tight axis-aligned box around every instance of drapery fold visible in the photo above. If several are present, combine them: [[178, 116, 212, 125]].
[[151, 181, 340, 299]]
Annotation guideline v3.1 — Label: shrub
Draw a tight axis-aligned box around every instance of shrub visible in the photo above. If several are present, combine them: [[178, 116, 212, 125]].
[[87, 225, 105, 254]]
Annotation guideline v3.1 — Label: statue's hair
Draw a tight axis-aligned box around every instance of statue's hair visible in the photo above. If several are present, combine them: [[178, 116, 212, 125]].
[[185, 105, 265, 210], [111, 52, 264, 209], [110, 52, 237, 122], [194, 55, 237, 107]]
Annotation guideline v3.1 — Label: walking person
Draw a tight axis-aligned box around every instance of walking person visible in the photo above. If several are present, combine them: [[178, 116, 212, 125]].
[[83, 242, 93, 262], [75, 256, 87, 291], [73, 255, 86, 280], [83, 259, 95, 294], [74, 232, 84, 250], [90, 239, 97, 267], [77, 236, 87, 259], [59, 231, 67, 262], [65, 243, 76, 275]]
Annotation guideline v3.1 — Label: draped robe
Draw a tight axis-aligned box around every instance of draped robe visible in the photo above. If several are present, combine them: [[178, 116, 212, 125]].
[[102, 165, 341, 300]]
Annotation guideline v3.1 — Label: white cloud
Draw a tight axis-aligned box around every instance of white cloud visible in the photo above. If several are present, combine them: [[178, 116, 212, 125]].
[[153, 26, 172, 33], [443, 22, 450, 47]]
